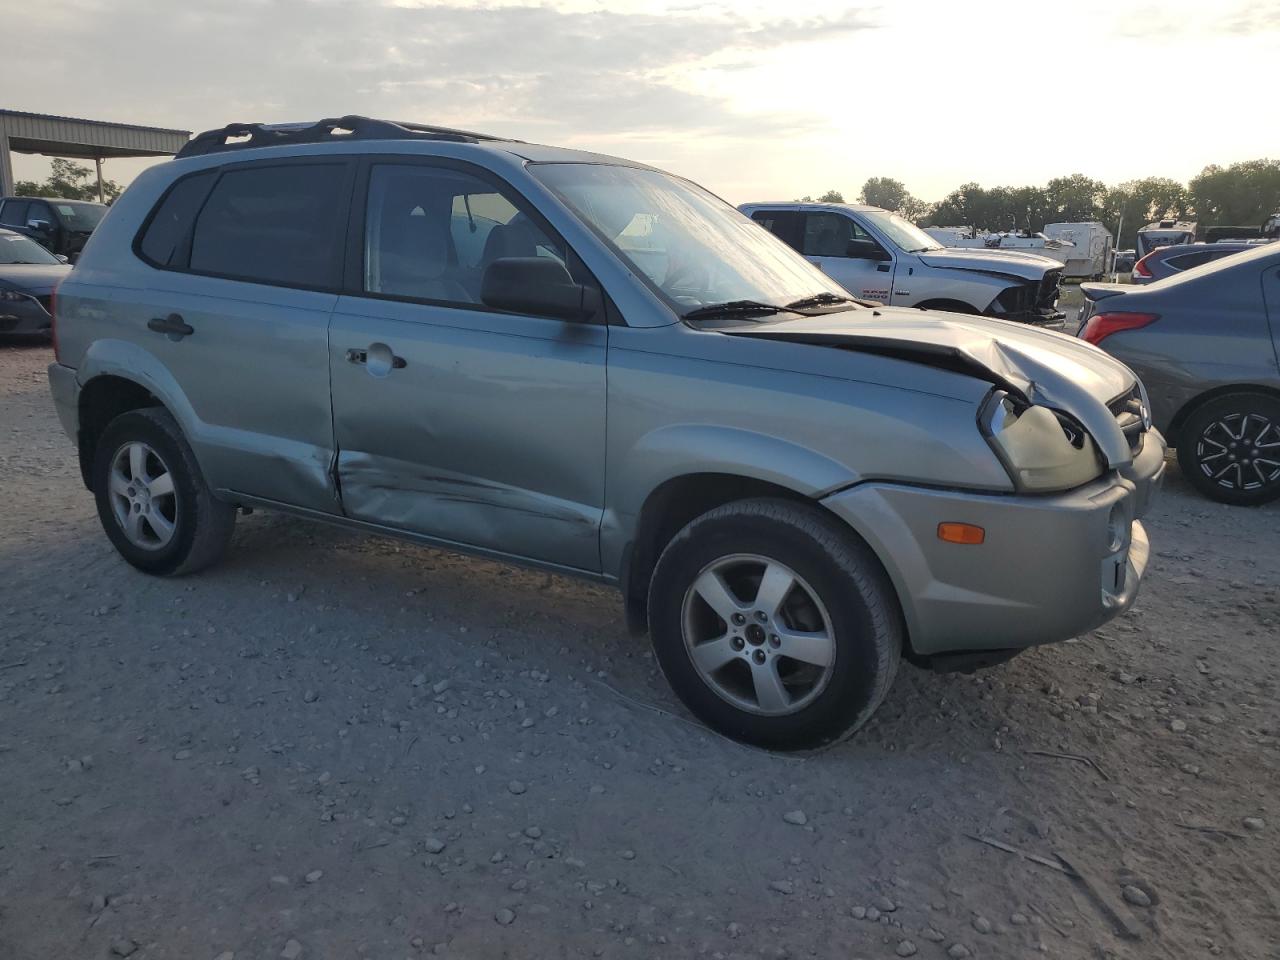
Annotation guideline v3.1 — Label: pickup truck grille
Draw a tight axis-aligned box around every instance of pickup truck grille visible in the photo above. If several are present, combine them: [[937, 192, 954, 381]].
[[1109, 385, 1147, 455], [991, 270, 1064, 325], [1038, 270, 1062, 310]]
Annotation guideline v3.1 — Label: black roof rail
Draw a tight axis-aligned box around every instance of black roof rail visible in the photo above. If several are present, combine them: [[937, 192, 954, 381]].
[[175, 115, 509, 159]]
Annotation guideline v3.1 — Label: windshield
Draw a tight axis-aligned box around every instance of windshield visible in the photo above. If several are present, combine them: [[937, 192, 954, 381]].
[[861, 210, 943, 253], [53, 201, 107, 232], [0, 232, 60, 265], [530, 163, 848, 315]]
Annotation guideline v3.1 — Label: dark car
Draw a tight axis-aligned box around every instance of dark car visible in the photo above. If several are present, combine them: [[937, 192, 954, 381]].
[[1078, 243, 1280, 505], [0, 227, 70, 336], [1113, 249, 1136, 273], [1131, 240, 1270, 284], [0, 196, 108, 259]]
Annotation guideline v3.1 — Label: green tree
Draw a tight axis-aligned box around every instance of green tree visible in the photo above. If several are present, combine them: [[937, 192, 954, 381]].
[[1101, 178, 1187, 247], [1042, 174, 1108, 225], [1188, 159, 1280, 226], [12, 158, 121, 203], [796, 190, 845, 203], [858, 177, 908, 210]]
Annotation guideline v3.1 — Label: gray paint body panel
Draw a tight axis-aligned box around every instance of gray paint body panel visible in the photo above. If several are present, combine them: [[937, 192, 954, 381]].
[[52, 134, 1164, 656]]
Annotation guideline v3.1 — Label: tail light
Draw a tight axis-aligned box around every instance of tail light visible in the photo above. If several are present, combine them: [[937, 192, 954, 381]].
[[1080, 311, 1159, 345], [51, 282, 62, 363], [1132, 253, 1154, 278]]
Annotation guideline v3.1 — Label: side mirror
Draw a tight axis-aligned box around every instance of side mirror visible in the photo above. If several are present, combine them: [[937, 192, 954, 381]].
[[846, 238, 890, 261], [26, 219, 53, 235], [481, 257, 597, 322], [54, 254, 70, 264]]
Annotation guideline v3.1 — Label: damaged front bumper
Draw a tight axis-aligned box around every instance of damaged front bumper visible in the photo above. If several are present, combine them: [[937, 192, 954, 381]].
[[822, 428, 1165, 659]]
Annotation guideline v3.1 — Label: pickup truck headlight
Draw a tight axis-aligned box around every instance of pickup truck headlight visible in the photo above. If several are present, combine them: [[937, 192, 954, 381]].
[[980, 390, 1104, 492]]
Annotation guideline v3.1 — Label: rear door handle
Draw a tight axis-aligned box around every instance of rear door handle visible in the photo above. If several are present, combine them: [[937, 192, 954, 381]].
[[148, 313, 194, 338]]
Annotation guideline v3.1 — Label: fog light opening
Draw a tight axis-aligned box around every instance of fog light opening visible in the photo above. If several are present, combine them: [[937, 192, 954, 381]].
[[1107, 503, 1130, 553]]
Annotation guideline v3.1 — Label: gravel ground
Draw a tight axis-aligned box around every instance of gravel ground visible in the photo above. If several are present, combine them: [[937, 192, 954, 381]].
[[1, 340, 1277, 960]]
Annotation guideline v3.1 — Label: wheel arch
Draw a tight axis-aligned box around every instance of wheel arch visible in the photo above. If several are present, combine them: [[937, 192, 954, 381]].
[[1165, 383, 1280, 446], [75, 339, 204, 490], [620, 473, 815, 636], [76, 374, 165, 489]]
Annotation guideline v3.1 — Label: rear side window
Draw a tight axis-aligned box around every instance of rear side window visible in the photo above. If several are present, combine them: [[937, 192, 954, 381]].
[[138, 171, 216, 267], [750, 210, 803, 252], [1168, 250, 1222, 271], [0, 200, 29, 227], [188, 163, 348, 288]]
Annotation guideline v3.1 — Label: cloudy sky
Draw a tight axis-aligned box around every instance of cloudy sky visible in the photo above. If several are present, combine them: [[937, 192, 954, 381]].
[[6, 0, 1279, 203]]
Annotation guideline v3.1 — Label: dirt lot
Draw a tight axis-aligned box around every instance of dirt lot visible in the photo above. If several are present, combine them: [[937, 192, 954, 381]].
[[1, 341, 1277, 960]]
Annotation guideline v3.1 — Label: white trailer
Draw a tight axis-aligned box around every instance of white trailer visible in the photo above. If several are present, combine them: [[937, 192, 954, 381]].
[[1136, 219, 1197, 258], [1044, 222, 1113, 279]]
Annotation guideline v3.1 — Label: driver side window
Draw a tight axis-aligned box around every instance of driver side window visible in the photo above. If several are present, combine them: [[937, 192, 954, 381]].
[[802, 212, 878, 259], [364, 164, 566, 307]]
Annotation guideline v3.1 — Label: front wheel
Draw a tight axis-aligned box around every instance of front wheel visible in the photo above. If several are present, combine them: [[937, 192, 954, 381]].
[[92, 408, 236, 575], [648, 498, 902, 750], [1176, 393, 1280, 506]]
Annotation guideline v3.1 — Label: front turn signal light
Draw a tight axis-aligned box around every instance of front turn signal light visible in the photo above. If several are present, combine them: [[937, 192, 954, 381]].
[[938, 522, 985, 545]]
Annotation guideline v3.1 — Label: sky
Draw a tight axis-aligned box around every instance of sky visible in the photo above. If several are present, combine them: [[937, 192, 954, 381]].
[[5, 0, 1279, 204]]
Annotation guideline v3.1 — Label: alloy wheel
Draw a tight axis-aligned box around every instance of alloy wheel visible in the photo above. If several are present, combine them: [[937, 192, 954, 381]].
[[681, 553, 836, 717], [108, 441, 178, 550], [1195, 413, 1280, 492]]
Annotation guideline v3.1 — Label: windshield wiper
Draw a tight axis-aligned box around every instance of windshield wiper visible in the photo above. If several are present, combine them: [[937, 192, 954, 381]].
[[681, 300, 803, 322], [785, 292, 856, 310]]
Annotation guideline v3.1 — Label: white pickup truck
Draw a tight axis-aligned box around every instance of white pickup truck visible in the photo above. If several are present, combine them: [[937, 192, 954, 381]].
[[739, 202, 1066, 328]]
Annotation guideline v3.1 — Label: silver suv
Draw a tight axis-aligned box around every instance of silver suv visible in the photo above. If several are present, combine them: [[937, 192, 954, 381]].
[[47, 116, 1164, 749]]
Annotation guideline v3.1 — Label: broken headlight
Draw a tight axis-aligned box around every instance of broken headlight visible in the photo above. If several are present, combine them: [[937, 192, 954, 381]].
[[980, 390, 1105, 492]]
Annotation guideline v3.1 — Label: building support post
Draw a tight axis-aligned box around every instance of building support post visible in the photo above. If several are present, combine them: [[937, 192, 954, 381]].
[[0, 124, 15, 197], [95, 156, 105, 203]]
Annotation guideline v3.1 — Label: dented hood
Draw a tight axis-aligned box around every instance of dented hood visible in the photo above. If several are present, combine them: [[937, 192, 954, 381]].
[[917, 247, 1061, 280], [722, 309, 1140, 467]]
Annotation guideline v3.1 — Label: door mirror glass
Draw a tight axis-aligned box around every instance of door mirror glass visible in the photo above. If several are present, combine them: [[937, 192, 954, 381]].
[[481, 257, 595, 322]]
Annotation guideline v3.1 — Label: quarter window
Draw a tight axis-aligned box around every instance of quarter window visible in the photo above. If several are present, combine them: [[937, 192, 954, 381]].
[[188, 163, 348, 287], [137, 171, 216, 267], [364, 164, 565, 307]]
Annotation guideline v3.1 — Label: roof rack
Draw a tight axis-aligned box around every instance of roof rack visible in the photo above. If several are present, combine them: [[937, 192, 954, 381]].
[[175, 115, 508, 159]]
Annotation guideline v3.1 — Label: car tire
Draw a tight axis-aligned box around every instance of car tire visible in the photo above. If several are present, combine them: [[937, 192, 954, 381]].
[[92, 407, 236, 575], [648, 497, 902, 750], [1176, 393, 1280, 506]]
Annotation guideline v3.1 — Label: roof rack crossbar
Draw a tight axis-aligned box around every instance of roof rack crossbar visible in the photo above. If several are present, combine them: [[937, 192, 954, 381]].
[[175, 115, 506, 158]]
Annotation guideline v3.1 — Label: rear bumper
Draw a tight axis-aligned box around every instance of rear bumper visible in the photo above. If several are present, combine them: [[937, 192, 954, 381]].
[[823, 429, 1165, 656], [48, 362, 80, 441]]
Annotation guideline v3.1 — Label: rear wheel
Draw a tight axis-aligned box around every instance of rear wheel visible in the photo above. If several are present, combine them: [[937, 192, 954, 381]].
[[1176, 393, 1280, 505], [648, 498, 902, 750], [92, 408, 236, 575]]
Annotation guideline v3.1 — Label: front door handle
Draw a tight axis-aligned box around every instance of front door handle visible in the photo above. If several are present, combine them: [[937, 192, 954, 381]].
[[348, 343, 406, 376], [148, 313, 194, 339]]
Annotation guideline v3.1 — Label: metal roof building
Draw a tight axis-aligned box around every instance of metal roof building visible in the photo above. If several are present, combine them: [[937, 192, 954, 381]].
[[0, 109, 191, 201]]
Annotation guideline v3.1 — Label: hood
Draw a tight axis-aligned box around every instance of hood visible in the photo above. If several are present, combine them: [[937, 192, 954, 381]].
[[0, 263, 71, 295], [722, 308, 1139, 467], [917, 247, 1061, 280]]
